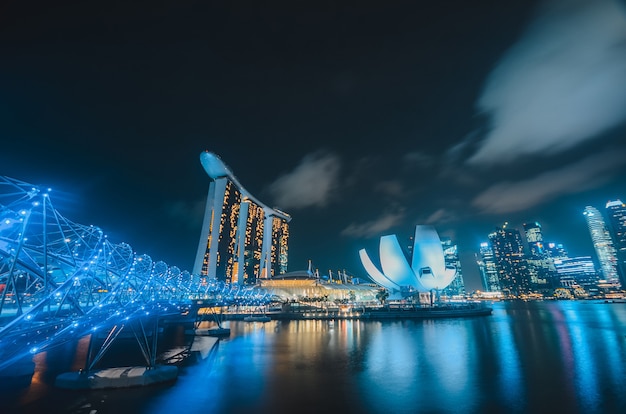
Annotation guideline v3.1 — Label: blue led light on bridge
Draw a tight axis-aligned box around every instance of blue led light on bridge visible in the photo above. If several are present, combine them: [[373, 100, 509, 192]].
[[0, 176, 272, 372]]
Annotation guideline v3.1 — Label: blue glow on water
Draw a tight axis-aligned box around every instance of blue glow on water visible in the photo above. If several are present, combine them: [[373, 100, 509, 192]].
[[594, 304, 626, 412], [491, 304, 525, 412], [360, 322, 422, 411], [4, 302, 626, 413], [568, 305, 600, 412]]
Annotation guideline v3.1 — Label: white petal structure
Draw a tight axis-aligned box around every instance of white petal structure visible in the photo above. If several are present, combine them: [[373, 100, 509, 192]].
[[359, 225, 457, 293], [411, 225, 457, 290], [359, 248, 401, 290]]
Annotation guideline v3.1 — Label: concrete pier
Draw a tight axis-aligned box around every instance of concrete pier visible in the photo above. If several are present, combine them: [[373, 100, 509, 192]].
[[195, 327, 231, 337]]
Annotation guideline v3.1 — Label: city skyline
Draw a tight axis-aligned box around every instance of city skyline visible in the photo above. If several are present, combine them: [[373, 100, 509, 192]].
[[475, 204, 626, 295], [2, 0, 626, 290]]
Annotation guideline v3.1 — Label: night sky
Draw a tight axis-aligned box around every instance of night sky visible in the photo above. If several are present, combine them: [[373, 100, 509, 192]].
[[2, 0, 626, 290]]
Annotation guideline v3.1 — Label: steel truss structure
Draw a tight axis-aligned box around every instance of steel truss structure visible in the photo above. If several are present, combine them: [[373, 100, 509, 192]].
[[0, 176, 271, 372]]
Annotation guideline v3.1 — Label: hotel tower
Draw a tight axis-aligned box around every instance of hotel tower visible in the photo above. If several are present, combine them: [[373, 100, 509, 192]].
[[193, 151, 291, 284]]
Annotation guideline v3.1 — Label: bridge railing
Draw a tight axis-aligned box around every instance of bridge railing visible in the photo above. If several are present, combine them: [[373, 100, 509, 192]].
[[0, 176, 272, 371]]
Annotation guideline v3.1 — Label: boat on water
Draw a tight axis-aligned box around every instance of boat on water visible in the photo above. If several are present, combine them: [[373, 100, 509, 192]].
[[243, 315, 271, 322]]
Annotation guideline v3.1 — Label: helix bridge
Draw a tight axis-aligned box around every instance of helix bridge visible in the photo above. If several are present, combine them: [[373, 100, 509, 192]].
[[0, 176, 272, 373]]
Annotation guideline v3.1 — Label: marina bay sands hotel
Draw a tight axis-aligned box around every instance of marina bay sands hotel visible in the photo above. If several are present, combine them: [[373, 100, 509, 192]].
[[193, 151, 291, 284]]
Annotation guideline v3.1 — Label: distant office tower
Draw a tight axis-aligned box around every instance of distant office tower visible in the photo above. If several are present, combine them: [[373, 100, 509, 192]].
[[605, 200, 626, 287], [523, 222, 556, 289], [546, 242, 568, 260], [583, 206, 620, 286], [523, 222, 544, 256], [488, 224, 531, 296], [476, 242, 500, 292], [440, 239, 465, 296], [193, 152, 291, 284], [553, 256, 598, 291]]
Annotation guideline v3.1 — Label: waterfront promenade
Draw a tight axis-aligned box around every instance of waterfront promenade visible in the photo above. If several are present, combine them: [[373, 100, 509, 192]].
[[221, 301, 493, 320]]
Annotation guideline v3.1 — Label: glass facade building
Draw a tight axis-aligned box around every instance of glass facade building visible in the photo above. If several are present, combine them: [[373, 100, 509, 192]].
[[523, 222, 544, 256], [440, 239, 466, 296], [546, 242, 568, 260], [193, 152, 291, 284], [583, 205, 619, 286], [477, 242, 500, 292], [553, 256, 598, 291], [605, 200, 626, 287], [488, 225, 531, 296], [523, 222, 556, 289]]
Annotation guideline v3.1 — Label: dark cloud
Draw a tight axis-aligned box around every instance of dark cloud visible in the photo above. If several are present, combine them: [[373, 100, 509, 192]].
[[341, 209, 406, 239], [267, 151, 341, 210], [468, 0, 626, 165], [373, 180, 405, 198], [471, 149, 626, 214], [424, 208, 459, 225], [403, 151, 436, 169]]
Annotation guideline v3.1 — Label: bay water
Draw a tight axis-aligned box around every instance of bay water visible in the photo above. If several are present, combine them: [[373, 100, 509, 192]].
[[5, 301, 626, 414]]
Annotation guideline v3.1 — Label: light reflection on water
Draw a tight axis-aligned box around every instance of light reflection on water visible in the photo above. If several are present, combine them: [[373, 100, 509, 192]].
[[4, 301, 626, 413]]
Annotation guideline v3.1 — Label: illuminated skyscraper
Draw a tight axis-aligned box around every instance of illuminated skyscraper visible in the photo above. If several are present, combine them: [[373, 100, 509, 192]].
[[523, 222, 544, 256], [476, 242, 500, 292], [605, 199, 626, 287], [440, 238, 465, 296], [523, 221, 556, 289], [546, 242, 568, 260], [583, 206, 619, 286], [553, 256, 598, 291], [488, 224, 531, 296], [193, 152, 291, 284]]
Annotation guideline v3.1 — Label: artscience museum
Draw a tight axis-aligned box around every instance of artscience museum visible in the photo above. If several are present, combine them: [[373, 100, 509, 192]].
[[359, 225, 457, 295]]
